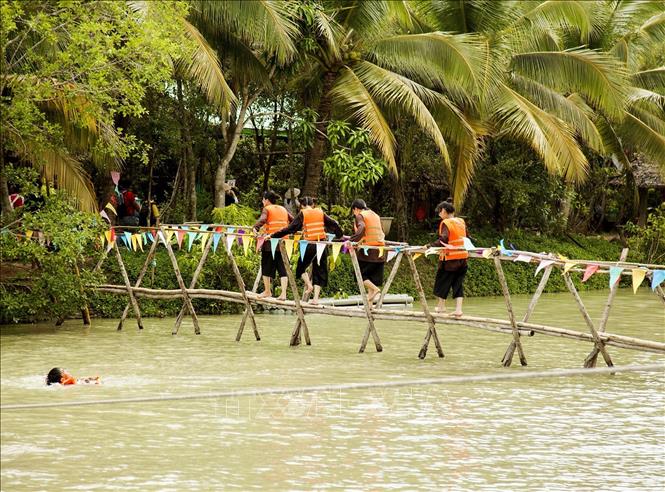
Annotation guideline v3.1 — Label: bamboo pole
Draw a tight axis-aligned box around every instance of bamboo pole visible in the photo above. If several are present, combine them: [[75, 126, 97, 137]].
[[493, 256, 527, 366], [93, 247, 109, 273], [277, 240, 310, 347], [74, 262, 92, 326], [172, 230, 214, 335], [113, 242, 144, 330], [407, 253, 444, 359], [117, 236, 159, 331], [656, 285, 665, 305], [584, 248, 629, 367], [87, 284, 665, 354], [563, 273, 614, 367], [237, 266, 262, 342], [225, 237, 260, 342], [291, 263, 313, 347], [349, 246, 383, 353], [501, 264, 552, 362], [376, 252, 402, 309], [160, 226, 201, 335]]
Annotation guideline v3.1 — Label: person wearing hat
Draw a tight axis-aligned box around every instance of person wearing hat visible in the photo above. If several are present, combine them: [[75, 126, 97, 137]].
[[283, 187, 300, 216]]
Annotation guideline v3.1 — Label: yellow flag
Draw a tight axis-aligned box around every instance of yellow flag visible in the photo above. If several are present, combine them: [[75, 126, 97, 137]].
[[243, 237, 252, 256], [284, 239, 295, 258], [131, 234, 138, 251], [165, 230, 175, 245], [134, 234, 144, 252], [632, 268, 647, 294], [563, 261, 576, 274], [105, 230, 113, 245], [293, 234, 301, 243], [378, 246, 384, 258], [331, 242, 342, 263], [482, 248, 492, 258], [105, 202, 117, 215], [413, 253, 422, 261]]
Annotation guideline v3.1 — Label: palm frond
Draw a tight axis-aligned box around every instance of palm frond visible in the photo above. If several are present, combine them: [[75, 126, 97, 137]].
[[619, 111, 665, 172], [504, 0, 593, 43], [178, 18, 234, 111], [510, 48, 628, 119], [313, 9, 344, 62], [639, 11, 665, 42], [329, 66, 397, 172], [451, 131, 484, 207], [491, 83, 589, 182], [631, 67, 665, 93]]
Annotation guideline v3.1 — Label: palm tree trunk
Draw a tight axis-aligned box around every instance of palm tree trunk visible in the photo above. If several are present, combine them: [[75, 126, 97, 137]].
[[176, 79, 197, 221], [302, 72, 336, 197]]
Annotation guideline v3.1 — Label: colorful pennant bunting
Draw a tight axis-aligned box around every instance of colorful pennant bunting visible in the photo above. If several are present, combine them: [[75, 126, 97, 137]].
[[256, 236, 266, 252], [270, 238, 280, 258], [514, 254, 532, 263], [651, 270, 665, 291], [386, 250, 397, 263], [582, 264, 599, 282], [632, 268, 647, 293], [212, 232, 221, 252], [284, 239, 295, 258], [316, 242, 326, 264], [299, 240, 308, 261], [331, 242, 342, 263], [534, 259, 554, 276], [563, 261, 577, 274], [226, 233, 235, 253], [462, 237, 475, 250], [609, 266, 623, 287]]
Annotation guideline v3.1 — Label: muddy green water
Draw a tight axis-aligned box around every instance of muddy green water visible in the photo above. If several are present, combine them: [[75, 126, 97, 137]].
[[1, 289, 664, 491]]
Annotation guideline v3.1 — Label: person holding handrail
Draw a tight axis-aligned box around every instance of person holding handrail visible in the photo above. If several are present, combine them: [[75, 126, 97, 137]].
[[253, 190, 293, 300], [271, 196, 343, 304], [349, 199, 385, 304], [430, 198, 468, 317]]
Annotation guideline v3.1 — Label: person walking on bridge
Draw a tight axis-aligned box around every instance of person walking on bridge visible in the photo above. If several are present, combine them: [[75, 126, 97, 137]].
[[430, 199, 468, 317], [349, 199, 385, 304], [271, 196, 343, 304], [253, 191, 293, 300]]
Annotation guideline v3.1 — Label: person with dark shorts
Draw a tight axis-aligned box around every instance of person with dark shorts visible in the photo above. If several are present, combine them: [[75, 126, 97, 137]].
[[271, 197, 343, 304], [253, 191, 293, 300], [431, 199, 468, 317], [349, 199, 385, 303]]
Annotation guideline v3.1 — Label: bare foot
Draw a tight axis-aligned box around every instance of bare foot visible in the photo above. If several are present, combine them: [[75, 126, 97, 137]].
[[310, 298, 319, 305], [303, 284, 313, 297], [258, 291, 272, 299], [367, 289, 380, 303], [451, 311, 463, 318], [434, 306, 446, 314], [276, 295, 287, 301]]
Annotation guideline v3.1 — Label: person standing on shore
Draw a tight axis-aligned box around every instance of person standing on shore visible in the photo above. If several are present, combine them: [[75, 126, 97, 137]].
[[253, 191, 293, 300]]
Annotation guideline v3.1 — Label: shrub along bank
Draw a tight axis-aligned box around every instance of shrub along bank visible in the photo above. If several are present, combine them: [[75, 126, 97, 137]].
[[88, 230, 628, 319]]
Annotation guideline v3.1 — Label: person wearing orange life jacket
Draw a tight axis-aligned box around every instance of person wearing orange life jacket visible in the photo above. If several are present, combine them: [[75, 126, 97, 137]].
[[46, 367, 101, 386], [348, 199, 386, 303], [429, 199, 468, 317], [271, 197, 343, 305], [253, 190, 293, 300]]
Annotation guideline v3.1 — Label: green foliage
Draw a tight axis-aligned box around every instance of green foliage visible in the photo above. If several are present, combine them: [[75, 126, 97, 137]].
[[211, 204, 258, 226], [322, 121, 386, 201], [0, 192, 104, 323], [625, 204, 665, 264]]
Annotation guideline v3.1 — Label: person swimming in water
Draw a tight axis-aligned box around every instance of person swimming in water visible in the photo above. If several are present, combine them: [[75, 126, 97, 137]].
[[46, 367, 101, 386]]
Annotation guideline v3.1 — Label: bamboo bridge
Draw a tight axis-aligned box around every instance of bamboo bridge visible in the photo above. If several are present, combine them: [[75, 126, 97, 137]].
[[90, 224, 665, 368]]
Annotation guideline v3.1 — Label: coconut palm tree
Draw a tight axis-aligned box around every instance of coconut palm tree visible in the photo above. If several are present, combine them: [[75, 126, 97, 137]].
[[284, 1, 485, 197]]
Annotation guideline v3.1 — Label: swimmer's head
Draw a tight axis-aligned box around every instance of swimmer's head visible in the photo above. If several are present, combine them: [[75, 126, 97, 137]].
[[46, 367, 63, 385]]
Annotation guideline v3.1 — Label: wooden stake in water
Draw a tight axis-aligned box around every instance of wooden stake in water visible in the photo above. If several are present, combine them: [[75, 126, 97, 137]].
[[113, 241, 144, 330], [277, 240, 310, 347], [118, 236, 159, 331], [225, 235, 259, 342], [407, 252, 444, 359], [237, 266, 262, 342], [349, 246, 382, 353], [493, 255, 527, 367]]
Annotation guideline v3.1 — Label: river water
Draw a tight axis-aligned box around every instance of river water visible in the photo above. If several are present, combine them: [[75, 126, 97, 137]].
[[1, 289, 664, 490]]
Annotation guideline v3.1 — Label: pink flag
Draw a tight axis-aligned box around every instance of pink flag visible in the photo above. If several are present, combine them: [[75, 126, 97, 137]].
[[256, 236, 266, 252], [582, 264, 599, 282]]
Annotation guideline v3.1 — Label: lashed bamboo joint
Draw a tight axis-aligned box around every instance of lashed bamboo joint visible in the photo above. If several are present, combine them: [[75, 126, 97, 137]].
[[90, 224, 665, 366]]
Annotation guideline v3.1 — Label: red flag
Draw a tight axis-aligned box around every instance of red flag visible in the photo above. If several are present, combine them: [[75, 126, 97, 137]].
[[582, 264, 599, 282]]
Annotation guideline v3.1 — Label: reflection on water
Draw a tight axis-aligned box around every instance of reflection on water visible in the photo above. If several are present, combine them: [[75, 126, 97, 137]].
[[1, 290, 664, 490]]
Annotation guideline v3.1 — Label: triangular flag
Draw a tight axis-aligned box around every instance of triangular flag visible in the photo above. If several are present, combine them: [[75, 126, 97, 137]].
[[563, 261, 576, 274], [300, 240, 308, 261], [651, 270, 665, 291], [378, 246, 384, 258], [284, 239, 295, 258], [243, 236, 251, 256], [226, 233, 235, 253], [462, 237, 475, 250], [142, 233, 147, 245], [256, 236, 266, 252], [270, 238, 280, 258], [609, 266, 623, 287], [582, 264, 599, 282], [236, 229, 244, 247], [157, 231, 166, 245], [386, 250, 397, 262], [535, 259, 555, 276], [146, 232, 154, 244], [135, 234, 144, 252], [326, 233, 335, 242], [176, 228, 186, 249], [123, 231, 132, 249], [362, 246, 369, 256], [104, 230, 113, 245], [499, 239, 512, 256], [514, 254, 532, 263], [104, 202, 117, 215], [293, 234, 301, 243], [632, 269, 647, 293], [100, 210, 110, 223], [200, 233, 209, 252], [413, 253, 422, 261], [187, 231, 196, 251], [331, 242, 342, 263], [316, 242, 326, 264], [111, 171, 120, 185], [212, 232, 221, 252], [165, 230, 175, 246], [130, 234, 138, 251], [482, 248, 492, 259]]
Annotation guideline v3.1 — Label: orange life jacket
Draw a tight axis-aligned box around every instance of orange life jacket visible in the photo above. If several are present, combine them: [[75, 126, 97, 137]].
[[302, 208, 326, 241], [439, 217, 468, 261], [265, 204, 289, 234], [355, 210, 385, 246], [60, 374, 77, 385]]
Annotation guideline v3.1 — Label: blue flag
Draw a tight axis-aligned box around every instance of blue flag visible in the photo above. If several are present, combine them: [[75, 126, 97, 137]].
[[270, 238, 280, 259], [651, 270, 665, 290], [609, 266, 623, 287], [212, 232, 221, 252], [300, 240, 308, 261]]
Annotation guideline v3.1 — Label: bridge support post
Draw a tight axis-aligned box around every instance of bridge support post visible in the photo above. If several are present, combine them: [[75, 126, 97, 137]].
[[113, 241, 144, 330], [225, 233, 260, 342], [494, 255, 527, 367], [118, 234, 159, 331], [350, 246, 382, 353], [237, 266, 262, 341], [408, 252, 444, 359], [278, 240, 310, 347]]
